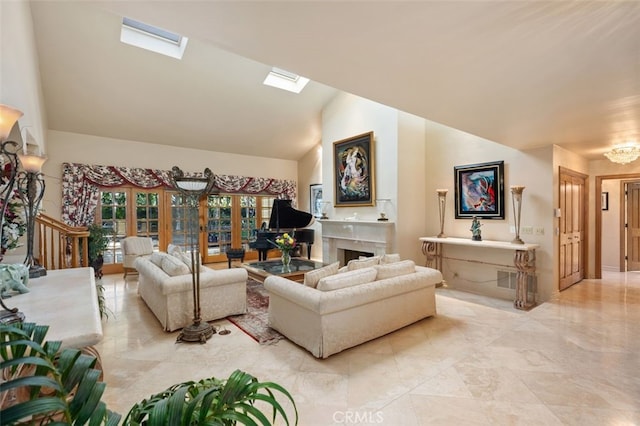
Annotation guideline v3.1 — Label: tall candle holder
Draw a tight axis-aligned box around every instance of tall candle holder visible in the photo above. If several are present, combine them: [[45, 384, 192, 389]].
[[510, 185, 525, 244], [437, 189, 448, 238]]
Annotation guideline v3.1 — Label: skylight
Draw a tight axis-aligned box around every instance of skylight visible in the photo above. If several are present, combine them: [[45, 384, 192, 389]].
[[120, 17, 188, 60], [263, 67, 310, 94]]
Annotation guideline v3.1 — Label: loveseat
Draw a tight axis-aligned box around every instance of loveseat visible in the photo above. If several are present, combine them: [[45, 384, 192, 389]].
[[264, 256, 442, 358], [135, 251, 247, 331]]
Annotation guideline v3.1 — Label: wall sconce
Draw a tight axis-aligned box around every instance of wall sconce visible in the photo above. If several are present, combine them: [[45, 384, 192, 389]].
[[604, 143, 640, 164], [16, 152, 48, 278], [170, 166, 217, 344]]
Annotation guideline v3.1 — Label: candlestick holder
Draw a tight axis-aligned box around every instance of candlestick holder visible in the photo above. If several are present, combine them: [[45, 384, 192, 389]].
[[436, 189, 448, 237], [511, 185, 525, 244]]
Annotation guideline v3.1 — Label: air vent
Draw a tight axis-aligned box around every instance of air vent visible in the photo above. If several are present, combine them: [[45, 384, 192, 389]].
[[497, 270, 536, 292]]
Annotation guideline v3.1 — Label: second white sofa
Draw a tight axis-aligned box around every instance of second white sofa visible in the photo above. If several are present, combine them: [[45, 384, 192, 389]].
[[264, 258, 442, 358]]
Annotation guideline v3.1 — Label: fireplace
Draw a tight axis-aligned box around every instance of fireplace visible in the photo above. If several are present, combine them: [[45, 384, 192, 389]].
[[320, 220, 395, 266], [341, 249, 375, 265]]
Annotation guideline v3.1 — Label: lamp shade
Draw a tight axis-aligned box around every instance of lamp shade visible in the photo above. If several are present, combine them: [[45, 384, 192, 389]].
[[18, 153, 47, 173], [0, 104, 24, 142]]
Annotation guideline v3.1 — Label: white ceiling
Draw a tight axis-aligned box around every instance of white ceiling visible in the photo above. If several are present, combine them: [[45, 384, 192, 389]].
[[30, 1, 640, 161]]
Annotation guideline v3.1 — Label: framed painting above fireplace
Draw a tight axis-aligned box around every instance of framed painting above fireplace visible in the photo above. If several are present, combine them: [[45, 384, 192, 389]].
[[333, 132, 375, 207]]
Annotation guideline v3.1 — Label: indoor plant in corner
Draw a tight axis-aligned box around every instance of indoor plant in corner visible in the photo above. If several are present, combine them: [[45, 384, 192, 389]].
[[0, 321, 298, 426]]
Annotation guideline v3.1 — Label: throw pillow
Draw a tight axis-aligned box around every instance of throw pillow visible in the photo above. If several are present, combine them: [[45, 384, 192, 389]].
[[317, 267, 377, 291], [380, 253, 401, 264], [161, 254, 190, 277], [150, 252, 167, 267], [303, 261, 340, 288], [375, 260, 416, 280], [347, 256, 380, 271], [167, 244, 183, 256]]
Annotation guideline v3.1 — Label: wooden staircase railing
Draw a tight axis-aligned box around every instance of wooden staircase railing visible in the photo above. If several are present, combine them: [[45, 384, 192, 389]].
[[35, 213, 89, 271]]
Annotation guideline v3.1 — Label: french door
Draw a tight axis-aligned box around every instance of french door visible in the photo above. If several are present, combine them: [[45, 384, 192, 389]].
[[96, 188, 162, 275], [96, 187, 275, 269], [165, 192, 275, 264]]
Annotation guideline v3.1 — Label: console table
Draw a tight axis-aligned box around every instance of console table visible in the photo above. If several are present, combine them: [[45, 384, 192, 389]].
[[9, 267, 103, 350], [419, 236, 539, 310]]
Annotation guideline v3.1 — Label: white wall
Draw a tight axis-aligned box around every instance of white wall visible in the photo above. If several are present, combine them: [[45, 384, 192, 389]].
[[321, 92, 399, 223], [0, 0, 47, 153], [427, 121, 555, 302], [42, 130, 299, 221], [321, 92, 557, 303], [298, 143, 323, 260]]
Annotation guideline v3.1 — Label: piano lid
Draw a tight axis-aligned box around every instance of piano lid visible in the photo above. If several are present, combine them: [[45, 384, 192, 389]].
[[268, 199, 314, 230]]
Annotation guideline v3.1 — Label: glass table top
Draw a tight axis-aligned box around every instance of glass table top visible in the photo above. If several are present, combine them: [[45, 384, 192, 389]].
[[245, 258, 326, 276]]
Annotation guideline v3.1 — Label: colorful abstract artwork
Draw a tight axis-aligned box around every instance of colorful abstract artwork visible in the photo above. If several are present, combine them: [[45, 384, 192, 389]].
[[333, 132, 375, 207], [455, 161, 504, 219]]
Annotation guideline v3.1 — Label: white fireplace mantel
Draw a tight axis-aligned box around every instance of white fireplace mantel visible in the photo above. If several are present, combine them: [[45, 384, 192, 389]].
[[320, 220, 395, 265]]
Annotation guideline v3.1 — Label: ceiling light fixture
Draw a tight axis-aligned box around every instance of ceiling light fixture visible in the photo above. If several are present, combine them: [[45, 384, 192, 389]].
[[603, 143, 640, 164], [263, 67, 310, 93]]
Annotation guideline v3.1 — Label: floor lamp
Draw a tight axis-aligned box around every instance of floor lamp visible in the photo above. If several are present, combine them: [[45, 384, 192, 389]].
[[16, 152, 48, 278], [170, 166, 216, 344]]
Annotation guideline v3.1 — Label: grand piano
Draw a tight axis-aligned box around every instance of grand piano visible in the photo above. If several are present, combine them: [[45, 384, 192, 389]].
[[250, 199, 315, 260]]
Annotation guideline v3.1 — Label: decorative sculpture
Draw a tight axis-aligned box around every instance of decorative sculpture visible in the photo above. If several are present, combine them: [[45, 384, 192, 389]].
[[470, 216, 482, 241]]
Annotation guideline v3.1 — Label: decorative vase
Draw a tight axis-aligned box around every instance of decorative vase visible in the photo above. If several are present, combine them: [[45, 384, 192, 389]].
[[281, 251, 291, 272]]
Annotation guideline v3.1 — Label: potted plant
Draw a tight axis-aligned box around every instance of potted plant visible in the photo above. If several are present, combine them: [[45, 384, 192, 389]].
[[87, 223, 110, 278], [0, 321, 299, 425]]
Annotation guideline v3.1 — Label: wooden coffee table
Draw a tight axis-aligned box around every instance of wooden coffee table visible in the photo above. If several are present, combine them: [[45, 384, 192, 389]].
[[240, 258, 326, 283]]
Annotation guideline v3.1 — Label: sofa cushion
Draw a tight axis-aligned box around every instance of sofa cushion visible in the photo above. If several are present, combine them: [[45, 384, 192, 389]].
[[317, 267, 377, 291], [380, 253, 401, 264], [161, 254, 190, 276], [150, 252, 167, 267], [375, 260, 416, 280], [303, 261, 340, 288], [347, 256, 380, 271]]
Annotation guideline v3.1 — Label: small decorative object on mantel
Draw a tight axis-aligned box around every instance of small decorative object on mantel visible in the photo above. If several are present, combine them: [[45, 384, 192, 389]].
[[510, 185, 525, 244], [320, 201, 331, 219], [376, 199, 390, 221], [470, 216, 482, 241], [436, 189, 448, 237]]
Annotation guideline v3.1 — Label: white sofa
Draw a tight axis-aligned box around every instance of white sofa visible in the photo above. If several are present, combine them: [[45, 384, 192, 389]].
[[264, 257, 442, 358], [135, 252, 247, 331]]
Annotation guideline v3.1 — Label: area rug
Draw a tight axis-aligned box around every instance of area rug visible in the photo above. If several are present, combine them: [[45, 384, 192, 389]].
[[226, 279, 284, 345]]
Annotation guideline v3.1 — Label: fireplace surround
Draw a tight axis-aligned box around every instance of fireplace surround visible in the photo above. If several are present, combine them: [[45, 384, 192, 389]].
[[320, 220, 395, 265]]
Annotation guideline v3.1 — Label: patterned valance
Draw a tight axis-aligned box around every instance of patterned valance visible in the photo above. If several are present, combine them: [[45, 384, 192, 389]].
[[61, 162, 297, 226]]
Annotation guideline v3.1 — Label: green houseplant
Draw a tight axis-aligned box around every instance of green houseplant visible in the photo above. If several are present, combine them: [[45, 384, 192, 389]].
[[0, 322, 298, 425], [87, 223, 110, 278]]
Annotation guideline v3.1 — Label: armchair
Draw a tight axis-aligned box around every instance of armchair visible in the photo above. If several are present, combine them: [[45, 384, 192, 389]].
[[122, 236, 154, 278]]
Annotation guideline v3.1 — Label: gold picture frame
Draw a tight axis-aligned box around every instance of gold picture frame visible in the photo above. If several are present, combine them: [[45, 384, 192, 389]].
[[333, 132, 375, 207]]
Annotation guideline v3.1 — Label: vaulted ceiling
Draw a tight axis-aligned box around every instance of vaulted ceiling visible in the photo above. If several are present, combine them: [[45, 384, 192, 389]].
[[30, 1, 640, 161]]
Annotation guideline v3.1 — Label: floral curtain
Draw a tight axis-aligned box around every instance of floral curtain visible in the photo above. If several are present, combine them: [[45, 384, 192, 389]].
[[61, 163, 297, 226]]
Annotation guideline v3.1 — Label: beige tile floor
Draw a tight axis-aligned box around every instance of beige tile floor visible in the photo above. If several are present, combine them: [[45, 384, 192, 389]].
[[96, 270, 640, 425]]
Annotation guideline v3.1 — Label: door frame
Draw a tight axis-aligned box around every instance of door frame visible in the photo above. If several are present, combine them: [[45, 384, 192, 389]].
[[595, 172, 640, 278]]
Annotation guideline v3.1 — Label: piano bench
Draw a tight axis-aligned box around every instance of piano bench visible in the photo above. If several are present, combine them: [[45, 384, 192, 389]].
[[226, 249, 246, 268]]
